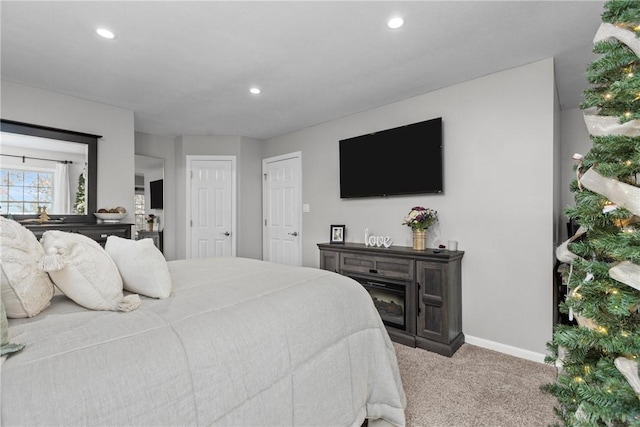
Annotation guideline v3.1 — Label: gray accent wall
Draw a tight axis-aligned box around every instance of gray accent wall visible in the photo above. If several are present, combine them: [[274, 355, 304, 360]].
[[172, 135, 263, 261], [135, 132, 176, 260], [263, 59, 557, 355]]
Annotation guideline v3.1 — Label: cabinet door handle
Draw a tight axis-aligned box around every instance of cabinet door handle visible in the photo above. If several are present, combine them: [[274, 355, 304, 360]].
[[369, 269, 378, 274]]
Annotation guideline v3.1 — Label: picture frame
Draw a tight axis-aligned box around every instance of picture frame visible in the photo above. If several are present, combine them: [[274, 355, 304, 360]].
[[330, 224, 345, 244]]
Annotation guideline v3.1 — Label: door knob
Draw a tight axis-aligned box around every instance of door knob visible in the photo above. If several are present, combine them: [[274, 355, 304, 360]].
[[288, 232, 298, 236], [221, 231, 230, 236]]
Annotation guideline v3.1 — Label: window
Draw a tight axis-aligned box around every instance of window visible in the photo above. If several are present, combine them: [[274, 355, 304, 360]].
[[134, 191, 146, 231], [0, 169, 54, 215]]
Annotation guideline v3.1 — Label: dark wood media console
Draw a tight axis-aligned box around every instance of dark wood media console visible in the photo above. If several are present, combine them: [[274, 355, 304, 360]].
[[318, 242, 465, 356]]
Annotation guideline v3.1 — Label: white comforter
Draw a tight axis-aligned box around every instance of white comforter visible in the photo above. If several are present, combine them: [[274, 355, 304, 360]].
[[2, 257, 406, 426]]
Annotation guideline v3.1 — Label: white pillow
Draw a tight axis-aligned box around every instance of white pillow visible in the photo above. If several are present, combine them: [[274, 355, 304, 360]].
[[39, 230, 140, 312], [0, 216, 54, 318], [105, 236, 172, 299]]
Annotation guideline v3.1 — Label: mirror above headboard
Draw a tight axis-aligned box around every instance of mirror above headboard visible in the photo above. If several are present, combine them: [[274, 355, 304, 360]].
[[0, 119, 100, 223]]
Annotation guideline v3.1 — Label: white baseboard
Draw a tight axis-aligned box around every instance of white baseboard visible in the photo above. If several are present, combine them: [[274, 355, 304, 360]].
[[464, 335, 548, 364]]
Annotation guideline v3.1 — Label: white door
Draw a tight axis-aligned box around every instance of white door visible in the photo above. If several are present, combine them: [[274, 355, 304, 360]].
[[187, 156, 236, 258], [263, 152, 301, 266]]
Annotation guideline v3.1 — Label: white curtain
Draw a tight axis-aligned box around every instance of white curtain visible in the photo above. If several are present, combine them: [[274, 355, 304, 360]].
[[53, 163, 71, 213]]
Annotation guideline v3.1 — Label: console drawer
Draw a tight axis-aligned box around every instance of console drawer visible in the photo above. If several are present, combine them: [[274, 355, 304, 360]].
[[340, 253, 414, 281], [80, 227, 129, 244]]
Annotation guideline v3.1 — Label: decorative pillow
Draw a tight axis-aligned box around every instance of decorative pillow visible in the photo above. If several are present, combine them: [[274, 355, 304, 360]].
[[0, 216, 54, 318], [39, 230, 140, 312], [1, 302, 25, 357], [105, 236, 172, 299]]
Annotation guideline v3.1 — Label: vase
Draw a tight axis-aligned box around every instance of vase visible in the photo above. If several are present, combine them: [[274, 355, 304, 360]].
[[147, 223, 153, 231], [412, 229, 426, 251]]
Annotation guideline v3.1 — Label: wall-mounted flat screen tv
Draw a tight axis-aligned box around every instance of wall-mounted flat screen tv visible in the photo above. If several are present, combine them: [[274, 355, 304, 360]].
[[339, 117, 443, 198], [150, 179, 163, 209]]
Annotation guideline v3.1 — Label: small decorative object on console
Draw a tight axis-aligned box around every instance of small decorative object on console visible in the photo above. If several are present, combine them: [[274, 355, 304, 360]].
[[330, 224, 345, 244], [402, 206, 438, 231], [403, 206, 438, 250], [146, 214, 156, 231], [38, 206, 50, 222], [364, 228, 392, 248], [94, 206, 127, 223]]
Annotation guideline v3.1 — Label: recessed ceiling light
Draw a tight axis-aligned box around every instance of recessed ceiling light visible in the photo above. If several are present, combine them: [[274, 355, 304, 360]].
[[387, 17, 404, 29], [249, 87, 261, 95], [96, 28, 115, 39]]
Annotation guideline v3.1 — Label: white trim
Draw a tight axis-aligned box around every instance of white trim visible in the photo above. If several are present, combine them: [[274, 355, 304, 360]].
[[464, 335, 548, 364], [262, 151, 302, 266], [186, 155, 237, 259]]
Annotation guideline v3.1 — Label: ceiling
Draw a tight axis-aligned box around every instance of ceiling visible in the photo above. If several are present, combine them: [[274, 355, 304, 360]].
[[1, 1, 606, 140]]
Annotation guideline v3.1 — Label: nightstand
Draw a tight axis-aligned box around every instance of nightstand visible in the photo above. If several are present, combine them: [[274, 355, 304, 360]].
[[137, 230, 163, 253]]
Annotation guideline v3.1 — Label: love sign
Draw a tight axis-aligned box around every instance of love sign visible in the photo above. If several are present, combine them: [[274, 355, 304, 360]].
[[364, 228, 392, 248]]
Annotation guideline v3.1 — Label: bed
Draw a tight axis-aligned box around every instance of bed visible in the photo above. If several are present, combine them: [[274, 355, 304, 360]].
[[1, 251, 406, 426]]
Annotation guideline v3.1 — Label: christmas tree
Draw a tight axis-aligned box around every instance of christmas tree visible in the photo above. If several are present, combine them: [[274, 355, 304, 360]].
[[544, 1, 640, 425], [74, 172, 85, 214]]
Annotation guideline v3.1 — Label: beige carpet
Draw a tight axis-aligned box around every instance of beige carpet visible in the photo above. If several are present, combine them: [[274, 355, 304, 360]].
[[394, 342, 559, 427]]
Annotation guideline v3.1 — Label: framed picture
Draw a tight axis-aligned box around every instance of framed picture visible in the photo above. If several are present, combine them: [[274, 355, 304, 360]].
[[330, 224, 345, 244]]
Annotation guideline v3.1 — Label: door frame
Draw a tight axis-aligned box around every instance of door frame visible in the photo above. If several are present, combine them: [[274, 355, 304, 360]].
[[186, 155, 237, 259], [262, 151, 302, 265]]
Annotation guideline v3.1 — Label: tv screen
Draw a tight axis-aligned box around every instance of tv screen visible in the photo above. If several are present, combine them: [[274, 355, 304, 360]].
[[150, 179, 163, 209], [339, 117, 443, 198]]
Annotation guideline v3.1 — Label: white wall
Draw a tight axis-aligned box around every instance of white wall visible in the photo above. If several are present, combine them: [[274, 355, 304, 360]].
[[2, 60, 572, 357], [263, 59, 557, 355], [1, 81, 135, 222]]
